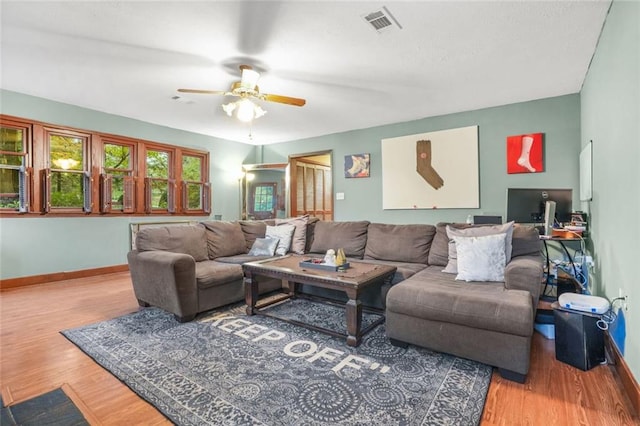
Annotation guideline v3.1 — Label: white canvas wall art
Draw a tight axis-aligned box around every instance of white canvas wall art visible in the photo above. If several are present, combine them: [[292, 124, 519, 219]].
[[381, 125, 479, 209]]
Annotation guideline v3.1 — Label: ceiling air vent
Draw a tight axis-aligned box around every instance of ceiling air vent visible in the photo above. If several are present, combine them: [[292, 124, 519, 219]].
[[362, 6, 402, 34]]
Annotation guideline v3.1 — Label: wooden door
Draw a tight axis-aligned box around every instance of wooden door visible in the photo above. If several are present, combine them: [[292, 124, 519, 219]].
[[289, 158, 333, 220]]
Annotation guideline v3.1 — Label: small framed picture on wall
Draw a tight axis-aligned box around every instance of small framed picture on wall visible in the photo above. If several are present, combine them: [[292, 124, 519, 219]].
[[506, 133, 544, 174], [344, 153, 370, 178]]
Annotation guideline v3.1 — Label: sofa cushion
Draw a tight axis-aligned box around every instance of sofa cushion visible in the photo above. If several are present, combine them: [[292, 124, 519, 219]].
[[239, 220, 276, 252], [304, 217, 321, 253], [428, 223, 472, 266], [202, 221, 247, 259], [511, 225, 541, 257], [453, 233, 507, 282], [239, 220, 266, 251], [275, 215, 309, 254], [195, 260, 243, 289], [135, 224, 208, 262], [364, 223, 435, 264], [443, 222, 514, 273], [386, 266, 534, 337], [309, 221, 370, 258], [357, 258, 427, 285], [215, 254, 274, 264], [266, 224, 296, 256]]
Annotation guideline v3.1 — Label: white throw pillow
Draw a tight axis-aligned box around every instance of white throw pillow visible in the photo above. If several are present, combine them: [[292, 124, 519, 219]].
[[453, 233, 507, 282], [443, 221, 514, 274], [266, 224, 296, 256], [275, 215, 309, 254]]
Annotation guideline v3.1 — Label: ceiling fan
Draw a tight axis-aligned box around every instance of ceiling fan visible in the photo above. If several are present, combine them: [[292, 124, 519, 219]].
[[178, 65, 305, 122]]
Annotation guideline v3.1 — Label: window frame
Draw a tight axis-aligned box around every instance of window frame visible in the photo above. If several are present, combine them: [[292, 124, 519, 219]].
[[249, 182, 277, 219], [0, 114, 211, 217], [0, 118, 32, 213], [143, 144, 176, 214], [41, 126, 92, 214], [99, 135, 137, 214], [179, 150, 211, 214]]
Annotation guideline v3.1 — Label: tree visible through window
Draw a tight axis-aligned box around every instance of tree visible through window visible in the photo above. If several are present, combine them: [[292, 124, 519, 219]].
[[102, 141, 134, 213], [182, 155, 202, 209], [46, 132, 89, 211], [145, 148, 174, 212]]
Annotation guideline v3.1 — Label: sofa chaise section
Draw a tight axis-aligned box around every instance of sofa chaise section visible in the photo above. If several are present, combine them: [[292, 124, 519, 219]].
[[385, 223, 543, 382]]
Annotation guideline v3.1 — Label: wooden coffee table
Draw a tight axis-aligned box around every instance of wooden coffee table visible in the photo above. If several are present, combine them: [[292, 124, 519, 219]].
[[243, 255, 396, 347]]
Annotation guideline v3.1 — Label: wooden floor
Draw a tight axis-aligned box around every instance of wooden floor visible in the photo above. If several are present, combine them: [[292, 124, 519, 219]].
[[0, 272, 637, 426]]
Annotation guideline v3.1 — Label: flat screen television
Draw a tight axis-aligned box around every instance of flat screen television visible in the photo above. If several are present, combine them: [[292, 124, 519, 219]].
[[506, 188, 573, 224]]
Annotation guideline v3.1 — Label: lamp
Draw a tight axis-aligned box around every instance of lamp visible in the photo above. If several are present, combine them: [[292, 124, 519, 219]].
[[222, 98, 267, 123]]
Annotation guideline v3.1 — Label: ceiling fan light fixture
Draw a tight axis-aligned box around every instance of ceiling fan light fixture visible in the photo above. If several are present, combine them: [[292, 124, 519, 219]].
[[222, 102, 236, 116], [181, 63, 303, 124], [253, 104, 267, 119], [223, 98, 267, 123], [236, 98, 256, 122]]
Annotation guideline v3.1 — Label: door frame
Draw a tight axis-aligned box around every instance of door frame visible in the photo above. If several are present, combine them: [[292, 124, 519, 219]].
[[288, 150, 333, 220]]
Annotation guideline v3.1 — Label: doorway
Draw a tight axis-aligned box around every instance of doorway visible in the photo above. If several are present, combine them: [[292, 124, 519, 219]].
[[289, 151, 333, 221]]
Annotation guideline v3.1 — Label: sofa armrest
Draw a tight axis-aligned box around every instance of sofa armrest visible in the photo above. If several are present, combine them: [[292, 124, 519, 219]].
[[127, 250, 198, 321], [504, 254, 544, 306]]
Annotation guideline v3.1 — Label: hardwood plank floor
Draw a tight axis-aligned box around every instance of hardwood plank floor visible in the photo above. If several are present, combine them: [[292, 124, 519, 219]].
[[1, 272, 637, 425]]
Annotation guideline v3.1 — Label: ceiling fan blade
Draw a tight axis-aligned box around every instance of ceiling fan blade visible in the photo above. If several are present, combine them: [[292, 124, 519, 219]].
[[177, 89, 227, 95], [263, 93, 306, 107]]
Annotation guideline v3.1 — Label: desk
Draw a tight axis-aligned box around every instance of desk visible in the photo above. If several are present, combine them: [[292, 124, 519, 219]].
[[540, 236, 584, 297]]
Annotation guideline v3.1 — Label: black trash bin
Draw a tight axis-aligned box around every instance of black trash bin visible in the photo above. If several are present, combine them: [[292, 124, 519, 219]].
[[553, 304, 605, 371]]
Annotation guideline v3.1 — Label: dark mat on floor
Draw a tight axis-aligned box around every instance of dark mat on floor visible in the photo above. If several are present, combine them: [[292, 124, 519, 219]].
[[1, 388, 89, 426]]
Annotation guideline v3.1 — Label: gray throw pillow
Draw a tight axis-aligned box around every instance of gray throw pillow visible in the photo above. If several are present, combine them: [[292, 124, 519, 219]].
[[443, 221, 514, 273], [275, 215, 309, 254], [239, 220, 267, 251], [266, 224, 296, 256], [248, 237, 280, 256]]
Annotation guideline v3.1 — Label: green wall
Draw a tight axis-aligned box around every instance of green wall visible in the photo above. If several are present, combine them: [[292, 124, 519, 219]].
[[0, 90, 255, 279], [0, 91, 582, 280], [580, 0, 639, 383], [263, 94, 582, 225]]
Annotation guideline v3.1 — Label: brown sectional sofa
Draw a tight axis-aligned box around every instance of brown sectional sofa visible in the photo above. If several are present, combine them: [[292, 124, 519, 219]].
[[127, 218, 542, 382]]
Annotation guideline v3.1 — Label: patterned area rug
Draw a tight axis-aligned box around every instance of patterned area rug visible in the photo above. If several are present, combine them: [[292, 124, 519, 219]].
[[62, 298, 491, 425]]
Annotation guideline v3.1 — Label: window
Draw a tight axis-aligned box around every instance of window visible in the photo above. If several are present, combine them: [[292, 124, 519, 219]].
[[42, 129, 91, 213], [0, 121, 30, 212], [101, 139, 135, 213], [181, 153, 210, 213], [145, 148, 175, 213], [249, 182, 277, 219], [0, 114, 210, 217]]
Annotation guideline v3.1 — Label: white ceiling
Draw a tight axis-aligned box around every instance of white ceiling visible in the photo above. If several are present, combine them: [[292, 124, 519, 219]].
[[0, 1, 611, 145]]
